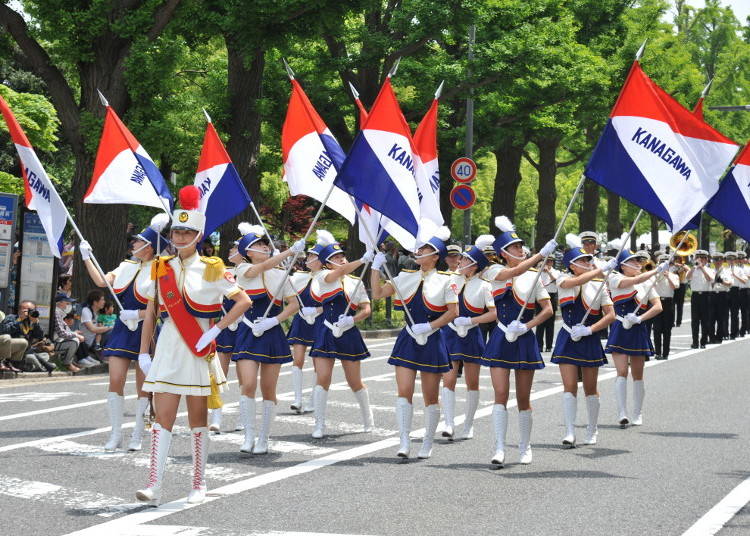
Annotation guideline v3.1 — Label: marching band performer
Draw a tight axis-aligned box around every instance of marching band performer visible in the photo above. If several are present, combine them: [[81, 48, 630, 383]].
[[652, 254, 679, 359], [739, 252, 750, 336], [232, 223, 304, 454], [209, 243, 243, 433], [673, 256, 689, 327], [482, 216, 556, 466], [726, 252, 746, 339], [440, 235, 496, 440], [286, 243, 325, 414], [308, 230, 373, 438], [551, 236, 616, 447], [536, 256, 560, 353], [711, 252, 731, 343], [79, 214, 169, 452], [687, 250, 715, 349], [136, 186, 251, 505], [605, 249, 663, 428], [444, 244, 462, 273], [370, 226, 458, 460]]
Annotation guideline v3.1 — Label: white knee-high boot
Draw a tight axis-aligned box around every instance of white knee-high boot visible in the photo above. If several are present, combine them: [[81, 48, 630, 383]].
[[135, 423, 172, 505], [615, 376, 629, 427], [460, 390, 480, 440], [441, 387, 455, 440], [518, 410, 533, 465], [312, 385, 327, 439], [105, 392, 124, 451], [632, 380, 645, 425], [584, 395, 600, 445], [491, 404, 507, 466], [291, 366, 304, 414], [187, 427, 208, 504], [253, 400, 276, 454], [418, 404, 440, 459], [208, 407, 222, 433], [354, 387, 374, 432], [239, 395, 256, 453], [128, 397, 150, 451], [396, 397, 413, 458], [562, 392, 577, 448]]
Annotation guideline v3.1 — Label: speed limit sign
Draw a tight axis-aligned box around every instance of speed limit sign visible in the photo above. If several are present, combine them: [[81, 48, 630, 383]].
[[450, 157, 477, 183]]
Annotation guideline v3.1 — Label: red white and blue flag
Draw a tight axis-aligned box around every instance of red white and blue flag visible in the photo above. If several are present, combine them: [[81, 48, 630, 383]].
[[194, 120, 252, 237], [413, 93, 442, 235], [0, 93, 66, 257], [334, 78, 422, 239], [84, 106, 173, 211], [705, 144, 750, 242], [586, 62, 739, 232], [282, 79, 356, 223]]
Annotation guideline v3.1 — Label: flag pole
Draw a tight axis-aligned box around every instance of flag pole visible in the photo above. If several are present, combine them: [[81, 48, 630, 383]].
[[508, 173, 586, 335]]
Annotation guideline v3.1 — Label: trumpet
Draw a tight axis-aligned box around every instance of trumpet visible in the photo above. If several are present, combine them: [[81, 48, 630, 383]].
[[669, 231, 698, 258]]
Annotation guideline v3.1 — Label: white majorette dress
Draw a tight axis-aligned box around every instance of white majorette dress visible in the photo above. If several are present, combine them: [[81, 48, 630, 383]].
[[444, 272, 494, 363], [482, 266, 550, 369], [142, 253, 240, 396], [232, 265, 294, 363], [551, 274, 612, 367], [214, 266, 239, 354], [309, 271, 370, 360], [286, 270, 321, 347], [388, 268, 458, 373], [605, 271, 656, 357]]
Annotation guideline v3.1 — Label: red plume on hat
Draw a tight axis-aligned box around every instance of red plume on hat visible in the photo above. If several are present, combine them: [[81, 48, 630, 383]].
[[178, 185, 201, 210]]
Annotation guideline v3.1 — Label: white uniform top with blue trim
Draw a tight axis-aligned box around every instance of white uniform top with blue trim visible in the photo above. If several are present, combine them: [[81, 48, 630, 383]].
[[450, 273, 494, 315], [557, 274, 613, 311], [311, 271, 370, 306], [289, 271, 313, 297], [483, 264, 550, 305], [110, 259, 153, 306], [235, 263, 295, 305], [539, 267, 560, 294], [607, 272, 657, 310], [389, 268, 458, 312]]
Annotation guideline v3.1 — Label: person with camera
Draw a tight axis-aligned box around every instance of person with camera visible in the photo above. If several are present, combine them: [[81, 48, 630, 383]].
[[0, 309, 28, 374], [2, 301, 55, 373]]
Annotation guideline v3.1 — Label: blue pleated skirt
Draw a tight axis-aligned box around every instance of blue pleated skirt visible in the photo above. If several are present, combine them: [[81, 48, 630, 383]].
[[388, 327, 451, 373], [232, 321, 292, 364], [102, 320, 141, 360], [444, 325, 485, 364], [287, 314, 319, 347], [482, 325, 545, 370], [215, 327, 237, 354], [551, 328, 607, 367], [605, 320, 654, 357], [309, 322, 369, 361]]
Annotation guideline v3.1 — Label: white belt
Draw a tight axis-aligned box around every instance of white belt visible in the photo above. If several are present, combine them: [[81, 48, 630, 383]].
[[405, 326, 437, 346], [447, 321, 478, 338], [323, 319, 355, 338], [300, 309, 323, 326]]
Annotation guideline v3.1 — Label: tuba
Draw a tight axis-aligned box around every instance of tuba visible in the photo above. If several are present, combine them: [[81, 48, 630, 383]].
[[669, 231, 698, 258]]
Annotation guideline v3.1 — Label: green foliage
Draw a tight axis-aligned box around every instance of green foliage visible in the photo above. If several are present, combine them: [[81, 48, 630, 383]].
[[0, 85, 60, 152]]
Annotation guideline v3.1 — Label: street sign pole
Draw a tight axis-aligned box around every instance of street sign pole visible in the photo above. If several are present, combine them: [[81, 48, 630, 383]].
[[463, 24, 475, 248]]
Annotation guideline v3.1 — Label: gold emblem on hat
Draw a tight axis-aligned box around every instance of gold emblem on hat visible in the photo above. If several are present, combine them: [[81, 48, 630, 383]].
[[178, 211, 189, 223]]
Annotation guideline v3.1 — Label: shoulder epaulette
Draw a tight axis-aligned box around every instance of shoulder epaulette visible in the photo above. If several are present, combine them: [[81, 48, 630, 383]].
[[529, 268, 539, 272], [200, 256, 226, 282], [401, 268, 417, 273], [438, 270, 454, 275], [592, 277, 604, 282], [150, 255, 175, 280]]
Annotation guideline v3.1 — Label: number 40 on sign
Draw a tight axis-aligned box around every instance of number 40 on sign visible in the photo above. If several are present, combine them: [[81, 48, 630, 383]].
[[450, 157, 477, 183]]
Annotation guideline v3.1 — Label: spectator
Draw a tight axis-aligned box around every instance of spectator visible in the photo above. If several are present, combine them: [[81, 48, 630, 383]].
[[398, 249, 418, 272], [201, 239, 215, 257], [383, 241, 400, 277], [80, 289, 112, 356], [57, 274, 73, 298], [52, 293, 89, 372], [0, 309, 28, 373], [97, 302, 116, 329], [2, 301, 55, 373]]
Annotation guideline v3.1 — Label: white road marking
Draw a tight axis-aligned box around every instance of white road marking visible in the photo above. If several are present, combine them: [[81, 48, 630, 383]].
[[109, 527, 374, 536], [0, 391, 83, 403], [206, 432, 337, 456], [681, 476, 750, 536]]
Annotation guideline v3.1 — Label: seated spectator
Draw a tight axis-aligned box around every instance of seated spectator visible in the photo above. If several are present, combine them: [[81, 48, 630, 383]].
[[97, 301, 116, 335], [0, 310, 28, 373], [2, 301, 55, 373], [53, 293, 91, 372], [80, 290, 112, 355]]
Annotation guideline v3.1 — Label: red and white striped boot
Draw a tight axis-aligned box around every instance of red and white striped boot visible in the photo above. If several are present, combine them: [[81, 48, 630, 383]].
[[135, 423, 172, 506], [187, 427, 209, 503]]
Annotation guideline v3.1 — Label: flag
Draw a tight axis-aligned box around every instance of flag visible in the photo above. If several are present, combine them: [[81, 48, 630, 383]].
[[585, 61, 739, 232], [84, 106, 173, 211], [281, 79, 356, 223], [692, 98, 704, 121], [335, 78, 422, 239], [194, 121, 252, 236], [705, 144, 750, 242], [0, 93, 66, 257], [412, 94, 443, 240]]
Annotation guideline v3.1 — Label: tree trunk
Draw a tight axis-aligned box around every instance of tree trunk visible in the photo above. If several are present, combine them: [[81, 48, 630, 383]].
[[649, 214, 659, 252], [219, 39, 265, 260], [533, 137, 560, 251], [700, 214, 711, 250], [491, 141, 525, 227], [606, 190, 621, 241], [579, 180, 599, 232]]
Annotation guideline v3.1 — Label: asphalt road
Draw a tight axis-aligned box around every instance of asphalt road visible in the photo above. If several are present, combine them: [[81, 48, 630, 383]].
[[0, 305, 748, 536]]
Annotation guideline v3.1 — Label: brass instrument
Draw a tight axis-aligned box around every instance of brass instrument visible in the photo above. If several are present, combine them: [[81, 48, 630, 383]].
[[643, 259, 656, 272], [669, 231, 698, 258]]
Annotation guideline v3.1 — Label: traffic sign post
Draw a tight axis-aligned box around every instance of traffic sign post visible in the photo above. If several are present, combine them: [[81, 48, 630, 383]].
[[450, 184, 476, 211], [450, 157, 477, 184]]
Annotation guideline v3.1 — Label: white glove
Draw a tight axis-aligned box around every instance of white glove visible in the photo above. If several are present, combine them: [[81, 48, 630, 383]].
[[360, 249, 375, 264], [454, 316, 474, 327], [371, 252, 387, 271], [119, 309, 140, 323], [253, 316, 279, 335], [272, 248, 281, 256], [336, 314, 355, 329], [539, 239, 558, 257], [625, 312, 642, 325], [509, 320, 528, 336], [301, 307, 318, 317], [138, 353, 152, 375], [289, 239, 306, 254], [411, 322, 432, 335], [656, 261, 669, 273], [602, 259, 618, 273], [195, 325, 221, 352], [572, 324, 592, 339], [79, 240, 92, 261]]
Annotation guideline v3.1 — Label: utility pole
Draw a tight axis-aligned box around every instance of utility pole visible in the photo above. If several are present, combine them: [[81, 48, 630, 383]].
[[463, 24, 475, 247]]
